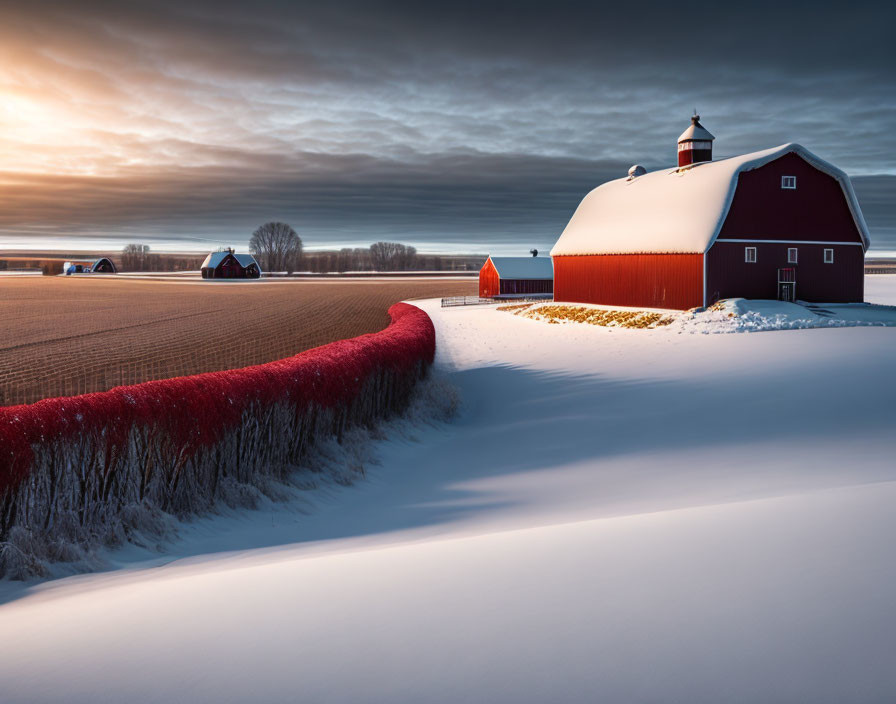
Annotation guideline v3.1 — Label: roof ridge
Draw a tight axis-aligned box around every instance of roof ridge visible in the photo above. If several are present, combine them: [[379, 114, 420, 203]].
[[551, 143, 869, 257]]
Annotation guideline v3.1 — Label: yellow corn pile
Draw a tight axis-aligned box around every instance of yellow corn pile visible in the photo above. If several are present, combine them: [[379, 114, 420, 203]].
[[512, 304, 675, 329]]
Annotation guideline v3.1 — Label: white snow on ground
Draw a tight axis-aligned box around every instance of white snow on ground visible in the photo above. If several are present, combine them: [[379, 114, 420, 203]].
[[517, 288, 896, 333], [676, 297, 896, 332], [1, 277, 896, 702], [864, 273, 896, 304]]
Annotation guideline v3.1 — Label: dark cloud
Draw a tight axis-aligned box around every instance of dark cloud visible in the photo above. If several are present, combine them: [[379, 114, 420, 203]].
[[0, 0, 894, 252], [0, 151, 623, 253], [19, 0, 889, 80], [853, 176, 896, 249]]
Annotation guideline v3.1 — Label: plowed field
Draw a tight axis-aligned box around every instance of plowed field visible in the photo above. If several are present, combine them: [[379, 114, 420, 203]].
[[0, 277, 474, 405]]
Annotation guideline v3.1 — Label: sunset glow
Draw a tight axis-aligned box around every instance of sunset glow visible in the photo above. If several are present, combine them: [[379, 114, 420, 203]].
[[0, 1, 893, 253]]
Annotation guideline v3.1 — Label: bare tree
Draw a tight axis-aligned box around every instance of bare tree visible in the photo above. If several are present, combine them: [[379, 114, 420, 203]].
[[397, 244, 417, 270], [336, 247, 373, 272], [369, 242, 417, 271], [121, 243, 151, 271], [249, 222, 303, 274], [354, 247, 372, 271]]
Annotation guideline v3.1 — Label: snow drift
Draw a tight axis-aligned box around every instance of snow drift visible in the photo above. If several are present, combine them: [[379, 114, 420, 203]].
[[2, 291, 895, 703]]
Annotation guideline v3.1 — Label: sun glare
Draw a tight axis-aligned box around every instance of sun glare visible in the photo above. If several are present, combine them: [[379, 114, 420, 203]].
[[0, 91, 58, 132], [0, 90, 108, 176]]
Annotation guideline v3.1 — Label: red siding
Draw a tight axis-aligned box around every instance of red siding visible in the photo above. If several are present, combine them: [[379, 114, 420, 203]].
[[706, 242, 864, 304], [719, 152, 863, 244], [553, 254, 704, 310], [679, 147, 712, 167], [480, 258, 553, 297], [219, 256, 242, 278], [479, 258, 499, 297]]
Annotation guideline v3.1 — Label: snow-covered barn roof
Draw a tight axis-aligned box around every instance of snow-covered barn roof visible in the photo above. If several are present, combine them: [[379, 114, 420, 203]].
[[233, 254, 258, 268], [677, 121, 714, 142], [550, 143, 871, 257], [201, 251, 259, 269], [488, 257, 554, 280], [201, 252, 225, 269]]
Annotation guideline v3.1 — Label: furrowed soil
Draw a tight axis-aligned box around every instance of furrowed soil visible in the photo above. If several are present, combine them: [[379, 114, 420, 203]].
[[0, 277, 475, 405]]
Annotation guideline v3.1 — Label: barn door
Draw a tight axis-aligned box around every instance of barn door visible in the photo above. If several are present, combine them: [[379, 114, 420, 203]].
[[221, 259, 239, 278], [777, 268, 796, 302]]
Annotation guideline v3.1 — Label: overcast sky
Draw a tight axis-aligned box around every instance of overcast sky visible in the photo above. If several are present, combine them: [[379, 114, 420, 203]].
[[1, 0, 894, 254]]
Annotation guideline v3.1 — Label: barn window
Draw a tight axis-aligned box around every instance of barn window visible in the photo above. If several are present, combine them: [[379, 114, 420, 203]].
[[787, 248, 798, 264], [824, 248, 834, 264], [781, 175, 797, 189], [745, 247, 757, 263]]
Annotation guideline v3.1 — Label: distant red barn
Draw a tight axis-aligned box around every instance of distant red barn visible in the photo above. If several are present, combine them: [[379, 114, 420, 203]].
[[479, 256, 553, 298], [550, 117, 870, 309], [201, 249, 261, 279]]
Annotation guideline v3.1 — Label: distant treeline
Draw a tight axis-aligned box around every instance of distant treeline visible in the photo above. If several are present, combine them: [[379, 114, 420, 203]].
[[112, 240, 485, 273], [0, 259, 69, 276], [1, 237, 488, 275], [121, 244, 204, 272], [0, 253, 202, 275], [303, 245, 486, 273]]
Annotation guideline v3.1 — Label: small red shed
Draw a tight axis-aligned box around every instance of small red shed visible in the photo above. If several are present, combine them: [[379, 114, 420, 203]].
[[479, 256, 554, 298], [550, 119, 870, 309]]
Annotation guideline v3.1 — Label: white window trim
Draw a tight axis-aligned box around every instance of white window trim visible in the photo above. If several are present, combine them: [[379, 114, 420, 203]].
[[787, 247, 798, 264], [824, 248, 834, 264], [781, 175, 797, 189], [745, 246, 757, 263]]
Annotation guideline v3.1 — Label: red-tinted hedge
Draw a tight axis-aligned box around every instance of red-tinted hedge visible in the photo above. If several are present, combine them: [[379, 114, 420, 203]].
[[0, 303, 435, 497]]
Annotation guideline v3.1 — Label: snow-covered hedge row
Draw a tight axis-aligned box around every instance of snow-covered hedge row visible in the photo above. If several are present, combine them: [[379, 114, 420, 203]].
[[0, 303, 434, 576]]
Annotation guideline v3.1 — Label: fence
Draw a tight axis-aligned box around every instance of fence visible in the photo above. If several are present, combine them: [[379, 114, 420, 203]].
[[441, 296, 496, 307], [441, 295, 554, 308], [865, 267, 896, 275]]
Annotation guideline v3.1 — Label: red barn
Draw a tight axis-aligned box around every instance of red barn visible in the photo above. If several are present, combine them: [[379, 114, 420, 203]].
[[479, 256, 554, 298], [201, 249, 261, 279], [550, 119, 870, 309]]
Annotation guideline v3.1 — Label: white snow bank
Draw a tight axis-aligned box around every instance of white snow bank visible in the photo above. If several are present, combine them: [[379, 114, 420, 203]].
[[864, 273, 896, 304], [1, 278, 895, 703], [516, 297, 896, 334], [2, 481, 896, 704], [676, 298, 896, 333]]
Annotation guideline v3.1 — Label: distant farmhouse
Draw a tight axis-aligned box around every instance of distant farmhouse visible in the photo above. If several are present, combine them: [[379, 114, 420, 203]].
[[479, 255, 553, 298], [550, 116, 870, 309], [63, 257, 116, 275], [91, 257, 116, 273], [200, 249, 261, 279]]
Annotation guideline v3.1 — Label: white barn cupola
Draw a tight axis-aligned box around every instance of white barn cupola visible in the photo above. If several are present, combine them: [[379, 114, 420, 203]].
[[677, 113, 714, 167]]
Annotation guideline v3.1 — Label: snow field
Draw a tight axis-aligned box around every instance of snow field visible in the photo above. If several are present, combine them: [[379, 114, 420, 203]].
[[1, 276, 895, 702], [1, 481, 895, 704]]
